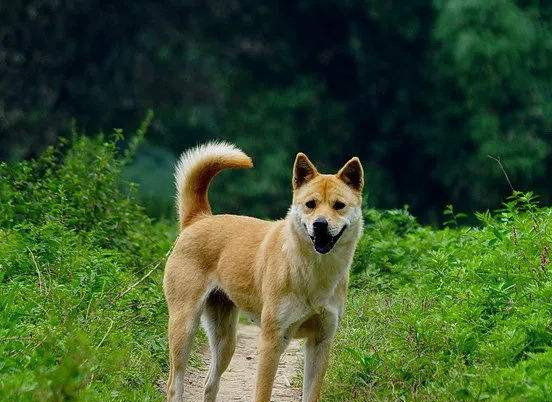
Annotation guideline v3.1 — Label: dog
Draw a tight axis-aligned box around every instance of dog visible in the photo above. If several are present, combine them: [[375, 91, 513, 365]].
[[163, 142, 364, 402]]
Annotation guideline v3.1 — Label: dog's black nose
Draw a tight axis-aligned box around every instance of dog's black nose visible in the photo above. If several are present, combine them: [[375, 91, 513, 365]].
[[313, 217, 328, 232]]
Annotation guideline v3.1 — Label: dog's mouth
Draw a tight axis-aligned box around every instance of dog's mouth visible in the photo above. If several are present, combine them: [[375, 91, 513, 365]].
[[308, 225, 347, 254]]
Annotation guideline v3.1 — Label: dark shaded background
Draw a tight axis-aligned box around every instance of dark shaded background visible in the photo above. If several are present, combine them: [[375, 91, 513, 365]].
[[2, 0, 552, 221]]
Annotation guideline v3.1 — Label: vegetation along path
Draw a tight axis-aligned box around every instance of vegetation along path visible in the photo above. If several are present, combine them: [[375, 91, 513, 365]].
[[183, 323, 303, 401]]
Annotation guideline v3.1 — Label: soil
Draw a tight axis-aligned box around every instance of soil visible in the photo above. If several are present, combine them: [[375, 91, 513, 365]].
[[180, 323, 303, 401]]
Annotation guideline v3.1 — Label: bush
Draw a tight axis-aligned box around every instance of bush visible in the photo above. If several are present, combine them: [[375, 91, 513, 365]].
[[4, 124, 552, 401], [325, 193, 552, 401], [0, 125, 175, 401]]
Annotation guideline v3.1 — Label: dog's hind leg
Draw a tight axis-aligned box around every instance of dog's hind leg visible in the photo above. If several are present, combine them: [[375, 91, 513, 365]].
[[167, 305, 203, 402], [164, 263, 210, 402], [201, 290, 239, 402]]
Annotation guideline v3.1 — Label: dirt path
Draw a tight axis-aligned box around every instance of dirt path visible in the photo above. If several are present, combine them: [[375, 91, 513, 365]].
[[183, 323, 303, 401]]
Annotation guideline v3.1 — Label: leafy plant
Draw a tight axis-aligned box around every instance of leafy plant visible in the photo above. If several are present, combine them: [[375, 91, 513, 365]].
[[0, 122, 177, 401], [326, 193, 552, 401]]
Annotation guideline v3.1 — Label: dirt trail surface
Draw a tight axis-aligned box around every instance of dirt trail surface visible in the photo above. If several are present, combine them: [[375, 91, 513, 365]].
[[183, 323, 303, 401]]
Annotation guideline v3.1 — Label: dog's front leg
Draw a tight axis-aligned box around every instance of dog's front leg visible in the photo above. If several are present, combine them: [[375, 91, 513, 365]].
[[302, 312, 338, 402], [254, 316, 290, 402]]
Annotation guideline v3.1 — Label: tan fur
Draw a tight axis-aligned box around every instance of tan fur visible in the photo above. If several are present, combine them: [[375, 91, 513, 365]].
[[164, 143, 364, 402]]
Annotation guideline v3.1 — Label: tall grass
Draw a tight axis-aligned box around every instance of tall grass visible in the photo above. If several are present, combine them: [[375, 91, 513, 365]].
[[0, 126, 175, 401], [326, 196, 552, 401]]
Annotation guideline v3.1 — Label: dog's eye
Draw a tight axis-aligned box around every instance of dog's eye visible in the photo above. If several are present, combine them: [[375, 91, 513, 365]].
[[305, 200, 316, 209], [333, 201, 346, 210]]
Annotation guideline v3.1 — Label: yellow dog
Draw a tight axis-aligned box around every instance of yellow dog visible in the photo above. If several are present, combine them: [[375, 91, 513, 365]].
[[164, 142, 364, 402]]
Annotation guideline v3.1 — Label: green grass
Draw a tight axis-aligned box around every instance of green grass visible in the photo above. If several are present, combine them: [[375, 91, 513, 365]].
[[325, 201, 552, 401], [0, 127, 178, 401], [2, 130, 552, 401]]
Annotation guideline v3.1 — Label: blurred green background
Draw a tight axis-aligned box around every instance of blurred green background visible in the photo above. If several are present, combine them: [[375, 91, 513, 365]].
[[2, 0, 552, 222]]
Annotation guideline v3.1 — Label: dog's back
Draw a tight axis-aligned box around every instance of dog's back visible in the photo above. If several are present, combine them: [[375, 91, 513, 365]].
[[171, 140, 276, 304]]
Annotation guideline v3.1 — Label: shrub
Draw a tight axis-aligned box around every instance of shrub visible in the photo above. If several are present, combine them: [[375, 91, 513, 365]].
[[0, 123, 175, 401], [326, 193, 552, 401]]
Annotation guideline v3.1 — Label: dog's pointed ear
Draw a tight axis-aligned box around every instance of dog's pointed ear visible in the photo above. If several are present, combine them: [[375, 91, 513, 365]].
[[293, 153, 318, 190], [337, 157, 364, 192]]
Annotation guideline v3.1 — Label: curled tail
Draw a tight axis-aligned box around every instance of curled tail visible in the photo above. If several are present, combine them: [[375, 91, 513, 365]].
[[174, 142, 252, 229]]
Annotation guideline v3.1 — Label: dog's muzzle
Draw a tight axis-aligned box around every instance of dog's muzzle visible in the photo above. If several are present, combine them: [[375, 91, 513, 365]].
[[308, 218, 346, 254]]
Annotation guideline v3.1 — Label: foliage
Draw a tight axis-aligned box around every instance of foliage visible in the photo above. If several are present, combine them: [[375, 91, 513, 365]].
[[325, 193, 552, 401], [2, 1, 552, 221], [0, 129, 175, 401], [3, 130, 552, 401]]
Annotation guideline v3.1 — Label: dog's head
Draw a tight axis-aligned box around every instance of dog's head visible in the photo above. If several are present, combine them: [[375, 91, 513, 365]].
[[289, 153, 363, 254]]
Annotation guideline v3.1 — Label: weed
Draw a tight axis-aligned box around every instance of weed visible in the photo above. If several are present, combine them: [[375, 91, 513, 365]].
[[325, 193, 552, 401]]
